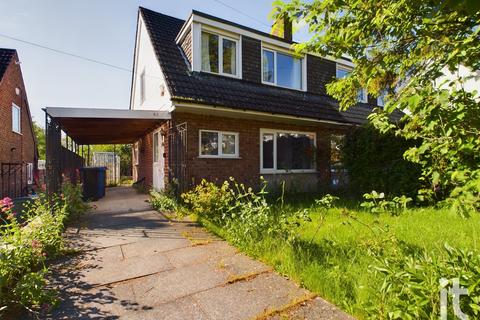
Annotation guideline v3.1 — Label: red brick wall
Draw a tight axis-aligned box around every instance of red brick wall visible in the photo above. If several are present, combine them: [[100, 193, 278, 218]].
[[0, 53, 37, 196], [135, 112, 350, 191], [134, 121, 170, 189], [173, 112, 350, 190]]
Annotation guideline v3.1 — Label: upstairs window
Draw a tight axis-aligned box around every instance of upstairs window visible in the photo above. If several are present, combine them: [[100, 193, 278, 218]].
[[201, 31, 238, 76], [262, 49, 302, 90], [336, 64, 368, 103], [12, 104, 21, 134], [377, 91, 387, 107]]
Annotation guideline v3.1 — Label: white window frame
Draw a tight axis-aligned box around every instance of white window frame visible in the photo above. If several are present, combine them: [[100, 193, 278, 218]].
[[12, 103, 21, 134], [199, 130, 239, 158], [140, 68, 146, 104], [261, 48, 305, 91], [200, 31, 240, 78], [336, 64, 368, 103], [260, 128, 317, 174]]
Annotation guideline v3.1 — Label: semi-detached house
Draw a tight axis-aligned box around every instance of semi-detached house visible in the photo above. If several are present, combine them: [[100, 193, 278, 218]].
[[130, 7, 392, 192]]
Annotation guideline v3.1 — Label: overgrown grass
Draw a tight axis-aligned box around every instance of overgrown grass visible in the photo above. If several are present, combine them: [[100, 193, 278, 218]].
[[196, 200, 480, 318]]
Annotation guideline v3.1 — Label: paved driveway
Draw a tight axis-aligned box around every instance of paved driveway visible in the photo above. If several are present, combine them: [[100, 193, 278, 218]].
[[50, 187, 352, 320]]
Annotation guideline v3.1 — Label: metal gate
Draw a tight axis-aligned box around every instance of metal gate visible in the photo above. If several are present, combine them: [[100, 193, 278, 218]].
[[1, 162, 33, 199], [168, 122, 188, 195]]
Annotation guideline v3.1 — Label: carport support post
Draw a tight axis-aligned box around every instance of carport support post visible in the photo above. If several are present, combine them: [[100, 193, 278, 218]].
[[113, 144, 117, 184]]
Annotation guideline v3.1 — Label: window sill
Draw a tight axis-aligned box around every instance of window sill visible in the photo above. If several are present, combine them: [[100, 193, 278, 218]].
[[260, 170, 318, 175], [261, 80, 305, 92], [198, 156, 241, 159], [12, 131, 22, 136], [200, 70, 241, 79]]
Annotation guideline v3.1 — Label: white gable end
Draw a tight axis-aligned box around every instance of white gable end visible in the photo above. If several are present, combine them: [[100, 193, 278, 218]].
[[130, 14, 172, 111]]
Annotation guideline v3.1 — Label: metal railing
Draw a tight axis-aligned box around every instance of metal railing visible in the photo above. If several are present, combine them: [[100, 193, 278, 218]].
[[1, 162, 32, 199]]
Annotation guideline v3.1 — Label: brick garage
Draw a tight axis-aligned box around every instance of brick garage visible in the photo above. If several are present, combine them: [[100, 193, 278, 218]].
[[0, 49, 37, 197], [135, 111, 350, 192]]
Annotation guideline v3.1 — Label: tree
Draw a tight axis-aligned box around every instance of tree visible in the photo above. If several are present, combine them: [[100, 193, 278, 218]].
[[276, 0, 480, 212], [33, 121, 46, 160]]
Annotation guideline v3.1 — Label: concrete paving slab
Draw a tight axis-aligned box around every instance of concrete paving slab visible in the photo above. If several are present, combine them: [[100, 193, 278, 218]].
[[192, 272, 310, 320], [163, 241, 237, 268], [211, 253, 272, 276], [120, 237, 191, 258], [267, 297, 354, 320], [122, 296, 210, 320], [77, 252, 174, 287], [130, 262, 230, 306]]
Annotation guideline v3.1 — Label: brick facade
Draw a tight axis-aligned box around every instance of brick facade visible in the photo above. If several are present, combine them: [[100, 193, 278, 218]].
[[135, 111, 350, 192], [0, 51, 37, 197]]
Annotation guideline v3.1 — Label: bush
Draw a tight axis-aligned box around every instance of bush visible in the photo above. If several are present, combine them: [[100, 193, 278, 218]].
[[149, 189, 178, 212], [182, 178, 310, 246], [0, 182, 88, 316], [342, 125, 421, 198]]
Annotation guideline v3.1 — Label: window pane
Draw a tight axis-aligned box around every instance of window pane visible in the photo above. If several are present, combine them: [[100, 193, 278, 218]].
[[153, 132, 159, 162], [201, 131, 219, 155], [277, 53, 302, 89], [262, 50, 274, 83], [357, 89, 366, 102], [262, 133, 274, 169], [276, 133, 314, 170], [336, 67, 350, 79], [12, 106, 20, 133], [221, 133, 236, 155], [201, 32, 219, 73], [222, 39, 236, 75]]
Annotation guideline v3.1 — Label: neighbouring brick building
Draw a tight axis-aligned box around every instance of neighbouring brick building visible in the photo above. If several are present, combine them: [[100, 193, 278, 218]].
[[0, 48, 38, 198], [129, 7, 400, 193]]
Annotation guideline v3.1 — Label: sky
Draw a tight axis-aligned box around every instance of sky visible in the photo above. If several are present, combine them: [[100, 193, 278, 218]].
[[0, 0, 309, 126]]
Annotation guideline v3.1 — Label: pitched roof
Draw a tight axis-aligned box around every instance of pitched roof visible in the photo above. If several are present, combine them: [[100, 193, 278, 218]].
[[139, 7, 398, 125], [0, 48, 16, 81]]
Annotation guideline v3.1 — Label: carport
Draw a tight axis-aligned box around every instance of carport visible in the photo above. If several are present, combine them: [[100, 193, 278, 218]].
[[43, 107, 170, 194]]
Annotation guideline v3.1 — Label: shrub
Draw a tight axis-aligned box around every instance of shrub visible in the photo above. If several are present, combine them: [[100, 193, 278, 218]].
[[342, 125, 422, 198], [0, 182, 87, 316], [182, 178, 310, 246], [181, 180, 234, 225], [149, 189, 178, 212]]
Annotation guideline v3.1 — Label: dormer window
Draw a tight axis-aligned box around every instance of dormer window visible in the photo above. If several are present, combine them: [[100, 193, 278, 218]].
[[262, 49, 303, 90], [336, 64, 368, 103], [201, 31, 238, 76]]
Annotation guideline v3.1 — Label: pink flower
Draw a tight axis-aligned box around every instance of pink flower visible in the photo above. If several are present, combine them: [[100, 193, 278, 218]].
[[0, 197, 13, 209]]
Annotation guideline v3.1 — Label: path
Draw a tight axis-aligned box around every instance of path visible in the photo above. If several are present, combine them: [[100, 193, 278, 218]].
[[50, 187, 352, 320]]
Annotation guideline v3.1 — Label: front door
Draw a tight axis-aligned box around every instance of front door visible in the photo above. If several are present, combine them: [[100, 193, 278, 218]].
[[152, 130, 164, 190]]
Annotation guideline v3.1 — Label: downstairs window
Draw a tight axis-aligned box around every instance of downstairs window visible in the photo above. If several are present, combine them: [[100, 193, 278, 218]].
[[261, 129, 316, 173], [199, 130, 239, 158]]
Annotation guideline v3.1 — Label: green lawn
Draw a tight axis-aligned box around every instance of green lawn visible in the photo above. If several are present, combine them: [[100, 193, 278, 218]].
[[198, 204, 480, 318]]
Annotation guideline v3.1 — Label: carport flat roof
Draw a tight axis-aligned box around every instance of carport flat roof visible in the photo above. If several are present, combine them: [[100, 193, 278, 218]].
[[44, 107, 171, 145]]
